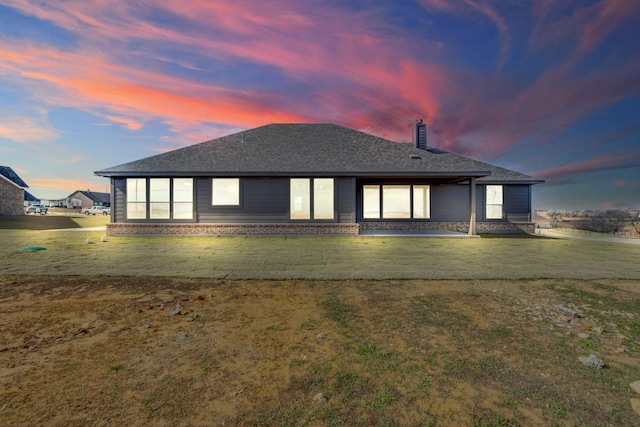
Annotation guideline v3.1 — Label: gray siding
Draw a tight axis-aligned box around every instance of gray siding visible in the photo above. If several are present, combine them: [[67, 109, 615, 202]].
[[113, 176, 356, 224], [113, 178, 126, 223], [503, 185, 531, 222], [197, 177, 290, 223], [431, 184, 469, 222], [478, 184, 531, 222], [337, 177, 356, 222]]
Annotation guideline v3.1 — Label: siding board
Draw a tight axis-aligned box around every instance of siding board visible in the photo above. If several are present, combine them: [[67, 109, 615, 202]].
[[431, 184, 468, 222]]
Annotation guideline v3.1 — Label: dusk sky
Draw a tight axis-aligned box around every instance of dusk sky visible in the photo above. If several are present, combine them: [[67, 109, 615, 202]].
[[1, 0, 639, 210]]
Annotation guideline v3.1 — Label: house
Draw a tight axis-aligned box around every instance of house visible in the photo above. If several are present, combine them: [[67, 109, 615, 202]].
[[61, 190, 111, 210], [0, 166, 29, 216], [24, 191, 39, 206], [95, 122, 544, 236]]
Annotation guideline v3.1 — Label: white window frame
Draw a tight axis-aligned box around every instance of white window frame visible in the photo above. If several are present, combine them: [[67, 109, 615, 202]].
[[413, 185, 431, 219], [212, 178, 240, 206], [173, 178, 194, 219], [126, 178, 147, 219], [290, 178, 335, 220], [150, 178, 170, 219], [363, 184, 430, 220], [485, 185, 503, 219], [363, 185, 381, 219], [126, 178, 194, 220]]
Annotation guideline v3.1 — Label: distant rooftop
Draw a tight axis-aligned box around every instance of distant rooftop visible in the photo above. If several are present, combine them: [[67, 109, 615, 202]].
[[0, 165, 28, 188]]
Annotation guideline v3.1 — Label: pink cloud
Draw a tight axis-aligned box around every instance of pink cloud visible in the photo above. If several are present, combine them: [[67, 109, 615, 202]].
[[614, 178, 640, 188], [530, 0, 640, 60], [0, 115, 60, 144], [1, 0, 638, 168], [532, 152, 640, 180], [105, 116, 144, 131]]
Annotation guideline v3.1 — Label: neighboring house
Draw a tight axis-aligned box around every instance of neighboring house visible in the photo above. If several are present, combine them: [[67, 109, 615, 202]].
[[95, 122, 544, 236], [0, 166, 29, 216], [63, 190, 111, 210], [24, 191, 39, 206]]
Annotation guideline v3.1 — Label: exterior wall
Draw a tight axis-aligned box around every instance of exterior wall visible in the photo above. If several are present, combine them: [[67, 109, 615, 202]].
[[68, 192, 98, 209], [107, 222, 359, 236], [431, 184, 468, 221], [0, 178, 24, 215], [359, 221, 535, 234], [477, 184, 531, 222], [112, 176, 357, 224], [197, 177, 290, 223], [109, 177, 535, 234]]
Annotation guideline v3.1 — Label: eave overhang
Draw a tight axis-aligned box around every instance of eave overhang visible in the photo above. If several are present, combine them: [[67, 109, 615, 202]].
[[95, 170, 493, 179]]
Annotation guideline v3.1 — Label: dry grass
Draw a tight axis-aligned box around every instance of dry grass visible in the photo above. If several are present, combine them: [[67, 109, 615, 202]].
[[1, 276, 639, 426]]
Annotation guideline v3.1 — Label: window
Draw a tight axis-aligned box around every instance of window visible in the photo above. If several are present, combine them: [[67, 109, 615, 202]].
[[413, 185, 430, 219], [363, 185, 380, 219], [363, 184, 430, 219], [150, 178, 170, 219], [383, 185, 411, 218], [290, 178, 334, 220], [486, 185, 503, 219], [126, 178, 146, 219], [314, 178, 334, 219], [212, 178, 240, 206], [290, 178, 311, 219], [173, 178, 193, 219], [126, 178, 193, 220]]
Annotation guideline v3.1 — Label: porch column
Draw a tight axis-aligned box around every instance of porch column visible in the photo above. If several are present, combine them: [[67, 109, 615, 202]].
[[468, 177, 477, 235]]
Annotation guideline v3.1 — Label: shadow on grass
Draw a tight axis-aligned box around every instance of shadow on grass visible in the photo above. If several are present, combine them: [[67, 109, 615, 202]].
[[0, 216, 84, 230], [479, 233, 548, 239]]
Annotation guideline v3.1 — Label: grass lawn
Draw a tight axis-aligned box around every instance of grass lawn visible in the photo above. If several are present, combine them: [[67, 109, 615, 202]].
[[1, 229, 639, 279]]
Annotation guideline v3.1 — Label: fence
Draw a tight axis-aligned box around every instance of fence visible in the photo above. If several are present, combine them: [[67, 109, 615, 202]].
[[554, 226, 639, 239]]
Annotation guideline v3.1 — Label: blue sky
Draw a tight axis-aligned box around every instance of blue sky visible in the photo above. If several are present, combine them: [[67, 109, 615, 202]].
[[1, 0, 639, 210]]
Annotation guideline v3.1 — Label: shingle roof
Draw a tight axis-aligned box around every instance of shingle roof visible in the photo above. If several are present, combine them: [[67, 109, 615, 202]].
[[71, 190, 111, 204], [24, 191, 38, 202], [0, 166, 28, 188], [96, 123, 543, 183]]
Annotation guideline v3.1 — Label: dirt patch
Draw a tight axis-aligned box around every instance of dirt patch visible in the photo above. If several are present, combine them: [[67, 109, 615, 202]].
[[1, 276, 639, 426]]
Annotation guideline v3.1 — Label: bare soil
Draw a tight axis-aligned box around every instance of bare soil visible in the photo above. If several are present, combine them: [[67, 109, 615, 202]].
[[1, 275, 639, 426]]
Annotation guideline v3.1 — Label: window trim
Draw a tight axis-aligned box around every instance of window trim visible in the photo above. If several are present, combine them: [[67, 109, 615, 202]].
[[125, 178, 194, 221], [362, 184, 431, 220], [485, 185, 503, 220], [211, 178, 241, 207], [290, 178, 336, 221]]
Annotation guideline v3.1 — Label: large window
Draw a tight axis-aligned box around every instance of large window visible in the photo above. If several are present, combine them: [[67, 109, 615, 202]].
[[413, 185, 430, 219], [486, 185, 503, 219], [314, 179, 334, 219], [126, 178, 193, 220], [290, 179, 310, 219], [290, 178, 334, 220], [363, 184, 430, 219], [383, 185, 411, 218], [363, 185, 381, 219], [173, 178, 194, 219], [212, 178, 240, 206], [126, 178, 147, 219], [150, 178, 170, 219]]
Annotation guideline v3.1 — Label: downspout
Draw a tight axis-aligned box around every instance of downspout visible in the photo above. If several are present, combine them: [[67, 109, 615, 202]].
[[468, 177, 477, 235]]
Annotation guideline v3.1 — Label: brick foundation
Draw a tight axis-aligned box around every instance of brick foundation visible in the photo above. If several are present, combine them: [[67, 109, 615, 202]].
[[106, 222, 360, 236], [359, 221, 535, 234], [107, 221, 535, 236]]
